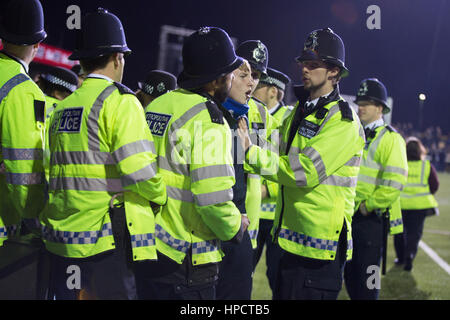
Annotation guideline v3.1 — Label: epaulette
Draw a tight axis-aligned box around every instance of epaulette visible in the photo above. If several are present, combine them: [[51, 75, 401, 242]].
[[113, 82, 135, 95], [338, 100, 353, 121], [385, 124, 397, 133], [205, 100, 224, 125]]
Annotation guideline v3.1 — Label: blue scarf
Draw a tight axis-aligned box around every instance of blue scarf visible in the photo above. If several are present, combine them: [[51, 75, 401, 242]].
[[222, 97, 249, 119]]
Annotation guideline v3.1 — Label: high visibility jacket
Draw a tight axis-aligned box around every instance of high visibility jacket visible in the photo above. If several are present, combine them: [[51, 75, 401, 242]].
[[260, 103, 293, 220], [145, 89, 242, 266], [355, 125, 407, 234], [0, 52, 46, 247], [401, 159, 438, 210], [43, 95, 60, 182], [40, 77, 167, 261], [246, 98, 279, 247], [246, 88, 365, 261]]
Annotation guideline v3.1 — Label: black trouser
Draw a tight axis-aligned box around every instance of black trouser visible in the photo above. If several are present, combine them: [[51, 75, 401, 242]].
[[253, 218, 283, 294], [48, 206, 136, 300], [394, 209, 427, 263], [216, 230, 253, 300], [134, 251, 218, 300], [344, 211, 383, 300], [274, 224, 347, 300]]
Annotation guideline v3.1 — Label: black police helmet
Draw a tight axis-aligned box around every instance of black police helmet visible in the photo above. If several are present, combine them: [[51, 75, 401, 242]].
[[0, 0, 47, 45], [236, 40, 269, 75], [296, 28, 349, 78], [177, 27, 243, 89], [40, 66, 79, 93], [69, 8, 131, 61], [354, 78, 390, 114], [259, 67, 291, 91], [138, 70, 177, 98]]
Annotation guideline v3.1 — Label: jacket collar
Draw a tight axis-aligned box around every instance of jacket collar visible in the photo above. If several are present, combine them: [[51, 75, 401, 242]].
[[294, 84, 341, 115], [0, 50, 29, 73]]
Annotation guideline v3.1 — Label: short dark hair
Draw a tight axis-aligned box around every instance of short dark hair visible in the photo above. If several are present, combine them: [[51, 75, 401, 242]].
[[406, 137, 426, 161], [79, 54, 113, 75]]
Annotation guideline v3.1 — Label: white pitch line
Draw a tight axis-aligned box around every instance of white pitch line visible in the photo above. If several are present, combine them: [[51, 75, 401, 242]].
[[419, 240, 450, 276]]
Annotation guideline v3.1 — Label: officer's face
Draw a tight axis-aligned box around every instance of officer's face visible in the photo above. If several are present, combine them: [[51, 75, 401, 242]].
[[357, 101, 383, 125], [229, 62, 257, 104], [300, 60, 329, 90]]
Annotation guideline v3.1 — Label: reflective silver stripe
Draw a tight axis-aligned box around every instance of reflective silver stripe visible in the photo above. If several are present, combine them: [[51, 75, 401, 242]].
[[405, 183, 427, 188], [6, 172, 44, 185], [41, 222, 113, 244], [194, 188, 233, 206], [362, 158, 408, 177], [87, 85, 117, 151], [248, 173, 260, 179], [384, 165, 408, 176], [49, 176, 124, 192], [51, 150, 114, 165], [367, 127, 388, 161], [345, 156, 361, 167], [158, 155, 189, 176], [112, 140, 156, 163], [155, 224, 190, 253], [130, 233, 155, 248], [303, 147, 327, 182], [121, 162, 157, 187], [420, 159, 426, 184], [0, 73, 30, 104], [278, 228, 338, 252], [192, 239, 220, 255], [358, 174, 404, 191], [255, 100, 267, 129], [166, 186, 194, 202], [191, 164, 234, 183], [322, 175, 357, 188], [401, 192, 432, 198], [2, 148, 43, 160], [169, 102, 206, 132], [289, 153, 307, 187], [248, 229, 258, 241]]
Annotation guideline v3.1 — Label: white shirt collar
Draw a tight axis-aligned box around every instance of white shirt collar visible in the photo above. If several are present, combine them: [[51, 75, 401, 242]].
[[364, 118, 384, 130], [306, 89, 334, 107], [86, 73, 114, 82]]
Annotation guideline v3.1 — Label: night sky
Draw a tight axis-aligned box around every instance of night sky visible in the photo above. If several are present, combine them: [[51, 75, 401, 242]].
[[26, 0, 450, 130]]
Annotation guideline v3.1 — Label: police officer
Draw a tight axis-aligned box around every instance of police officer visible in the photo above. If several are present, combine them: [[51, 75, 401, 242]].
[[135, 69, 176, 108], [36, 66, 79, 118], [238, 28, 365, 300], [344, 78, 407, 300], [396, 137, 438, 271], [252, 67, 292, 294], [40, 8, 167, 300], [135, 27, 249, 300], [0, 0, 47, 246]]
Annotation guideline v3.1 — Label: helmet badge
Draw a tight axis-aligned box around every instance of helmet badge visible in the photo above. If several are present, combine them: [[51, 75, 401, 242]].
[[358, 81, 369, 96], [304, 31, 319, 51], [157, 82, 166, 92], [198, 27, 211, 35], [253, 41, 266, 63]]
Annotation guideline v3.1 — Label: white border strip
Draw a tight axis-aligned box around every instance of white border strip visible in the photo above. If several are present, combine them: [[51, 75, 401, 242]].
[[419, 240, 450, 276]]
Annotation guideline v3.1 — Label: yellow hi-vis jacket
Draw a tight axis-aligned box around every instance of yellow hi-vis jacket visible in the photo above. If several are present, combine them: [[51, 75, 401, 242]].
[[43, 95, 61, 182], [0, 51, 46, 246], [355, 124, 408, 234], [145, 89, 242, 266], [401, 159, 438, 210], [245, 98, 279, 247], [40, 76, 167, 261], [245, 89, 365, 261], [260, 103, 293, 220]]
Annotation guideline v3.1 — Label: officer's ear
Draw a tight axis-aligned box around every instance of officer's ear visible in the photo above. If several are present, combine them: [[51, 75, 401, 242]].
[[112, 52, 124, 69]]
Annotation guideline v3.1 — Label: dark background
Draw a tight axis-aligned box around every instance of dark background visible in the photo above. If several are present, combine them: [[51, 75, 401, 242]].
[[13, 0, 450, 130]]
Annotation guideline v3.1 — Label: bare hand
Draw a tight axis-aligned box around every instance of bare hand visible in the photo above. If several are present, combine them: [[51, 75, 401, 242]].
[[237, 117, 252, 152], [359, 201, 369, 216], [261, 185, 268, 199], [241, 214, 250, 232]]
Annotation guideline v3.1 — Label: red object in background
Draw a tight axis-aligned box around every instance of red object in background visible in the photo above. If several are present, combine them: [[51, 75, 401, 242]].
[[0, 40, 78, 68]]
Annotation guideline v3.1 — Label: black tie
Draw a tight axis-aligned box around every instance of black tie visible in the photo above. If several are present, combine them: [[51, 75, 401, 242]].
[[364, 127, 376, 140]]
